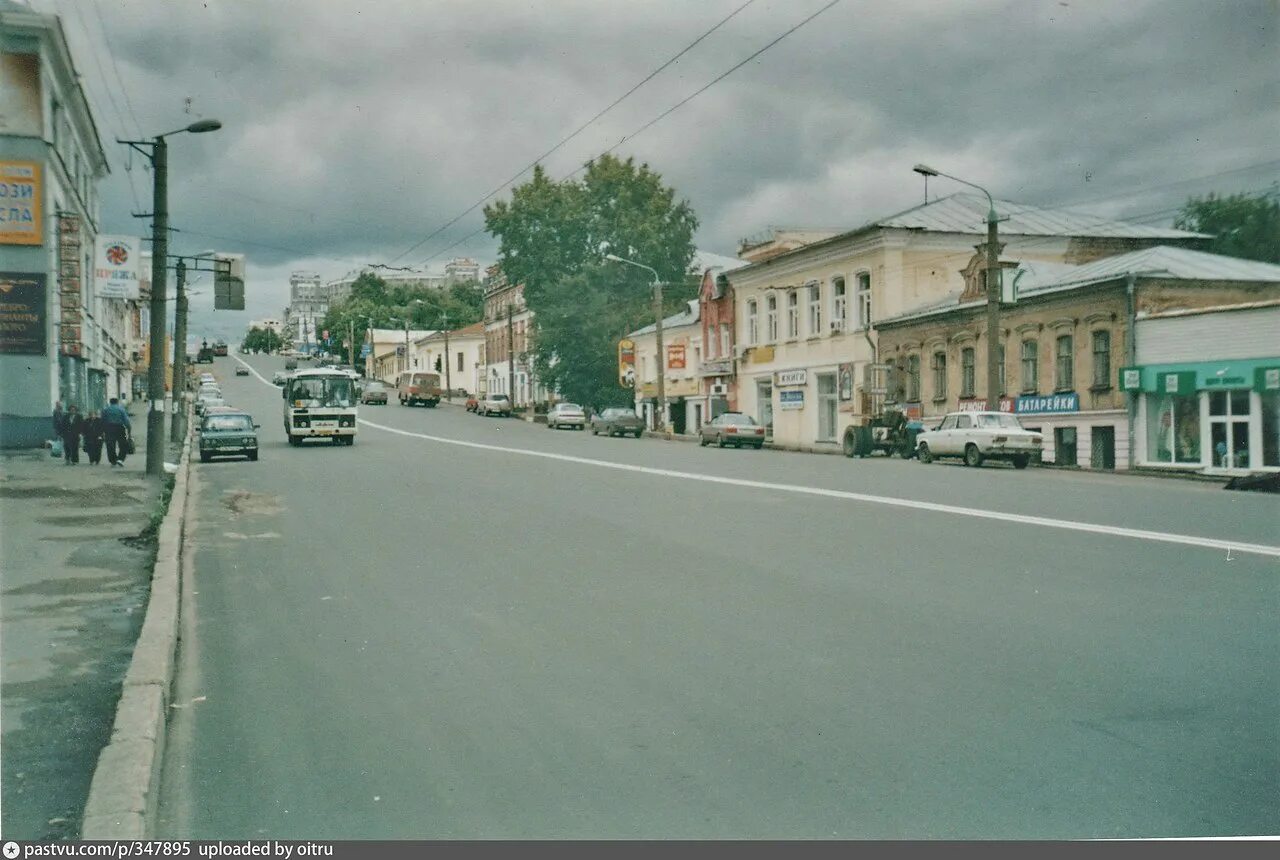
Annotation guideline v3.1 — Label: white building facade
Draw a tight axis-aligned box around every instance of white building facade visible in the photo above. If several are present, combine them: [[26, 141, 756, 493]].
[[411, 322, 485, 396]]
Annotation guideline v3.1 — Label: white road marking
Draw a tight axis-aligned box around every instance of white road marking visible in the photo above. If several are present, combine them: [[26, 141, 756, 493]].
[[234, 356, 1280, 560]]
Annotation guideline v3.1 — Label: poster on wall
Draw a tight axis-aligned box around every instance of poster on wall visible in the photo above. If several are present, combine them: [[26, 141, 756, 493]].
[[0, 271, 47, 354], [838, 362, 854, 401], [94, 235, 143, 299], [666, 343, 686, 370], [0, 161, 42, 246], [618, 338, 636, 388]]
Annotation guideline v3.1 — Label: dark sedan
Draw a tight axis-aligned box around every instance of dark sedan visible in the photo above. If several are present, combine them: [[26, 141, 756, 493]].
[[590, 407, 645, 438], [699, 412, 766, 449], [198, 411, 260, 462]]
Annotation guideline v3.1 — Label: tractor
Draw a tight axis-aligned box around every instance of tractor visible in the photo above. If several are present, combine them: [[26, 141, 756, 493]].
[[841, 408, 923, 459]]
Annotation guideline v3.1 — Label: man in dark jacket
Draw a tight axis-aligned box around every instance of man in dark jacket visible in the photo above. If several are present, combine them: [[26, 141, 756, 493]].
[[101, 397, 132, 467], [60, 405, 84, 465], [83, 411, 105, 465], [52, 400, 64, 437]]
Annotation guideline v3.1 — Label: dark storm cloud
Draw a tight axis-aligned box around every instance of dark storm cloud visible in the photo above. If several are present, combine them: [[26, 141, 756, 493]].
[[41, 0, 1278, 339]]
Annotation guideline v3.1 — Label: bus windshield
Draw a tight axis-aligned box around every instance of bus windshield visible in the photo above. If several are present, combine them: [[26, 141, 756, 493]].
[[289, 376, 355, 408]]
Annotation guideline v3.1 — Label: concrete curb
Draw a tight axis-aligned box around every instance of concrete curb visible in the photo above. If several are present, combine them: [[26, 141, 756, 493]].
[[81, 422, 193, 840]]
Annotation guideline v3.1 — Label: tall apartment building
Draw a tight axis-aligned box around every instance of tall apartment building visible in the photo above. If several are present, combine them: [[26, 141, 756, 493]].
[[286, 271, 327, 351]]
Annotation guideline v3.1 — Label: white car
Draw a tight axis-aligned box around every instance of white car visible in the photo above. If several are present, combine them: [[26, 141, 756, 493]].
[[546, 402, 586, 430], [915, 410, 1042, 469], [480, 393, 511, 417]]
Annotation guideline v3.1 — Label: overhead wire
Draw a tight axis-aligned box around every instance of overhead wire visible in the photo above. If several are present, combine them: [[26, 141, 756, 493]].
[[385, 0, 761, 265]]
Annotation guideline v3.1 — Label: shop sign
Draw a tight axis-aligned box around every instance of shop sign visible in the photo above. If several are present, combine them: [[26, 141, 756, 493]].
[[93, 234, 142, 299], [1119, 367, 1142, 392], [1256, 367, 1280, 393], [1203, 370, 1248, 389], [617, 338, 636, 388], [0, 271, 47, 354], [699, 358, 732, 377], [666, 343, 686, 370], [1159, 371, 1196, 394], [958, 396, 1014, 413], [838, 362, 855, 401], [778, 389, 804, 410], [0, 161, 41, 245], [58, 215, 82, 357], [775, 369, 807, 387], [751, 345, 775, 364], [1015, 392, 1079, 414]]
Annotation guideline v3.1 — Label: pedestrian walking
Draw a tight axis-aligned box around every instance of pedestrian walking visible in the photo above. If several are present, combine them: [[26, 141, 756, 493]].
[[101, 397, 133, 467], [52, 400, 64, 437], [60, 405, 84, 465], [83, 410, 105, 465]]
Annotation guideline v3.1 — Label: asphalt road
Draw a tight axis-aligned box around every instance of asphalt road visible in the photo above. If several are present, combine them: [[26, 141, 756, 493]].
[[157, 355, 1279, 839]]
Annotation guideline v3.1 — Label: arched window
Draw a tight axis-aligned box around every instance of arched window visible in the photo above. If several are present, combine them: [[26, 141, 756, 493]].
[[1021, 340, 1038, 393], [906, 354, 921, 402]]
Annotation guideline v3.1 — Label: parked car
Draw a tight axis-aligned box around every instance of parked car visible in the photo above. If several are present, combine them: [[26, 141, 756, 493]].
[[199, 373, 217, 385], [195, 395, 227, 417], [915, 410, 1042, 468], [699, 412, 766, 449], [271, 371, 288, 386], [546, 402, 587, 430], [197, 385, 222, 401], [480, 393, 511, 417], [235, 366, 250, 376], [361, 381, 388, 405], [198, 411, 260, 463], [465, 395, 480, 413], [591, 408, 644, 438]]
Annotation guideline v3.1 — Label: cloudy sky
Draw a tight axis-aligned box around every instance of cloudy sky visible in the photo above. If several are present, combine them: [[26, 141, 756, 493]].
[[31, 0, 1280, 341]]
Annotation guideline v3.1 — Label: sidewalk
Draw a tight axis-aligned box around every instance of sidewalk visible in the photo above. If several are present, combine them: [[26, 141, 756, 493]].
[[0, 410, 174, 839]]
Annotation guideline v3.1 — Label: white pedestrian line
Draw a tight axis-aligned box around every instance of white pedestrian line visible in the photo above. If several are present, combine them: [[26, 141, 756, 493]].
[[234, 356, 1280, 560]]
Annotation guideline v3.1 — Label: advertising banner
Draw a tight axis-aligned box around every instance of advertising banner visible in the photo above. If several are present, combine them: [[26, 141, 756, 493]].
[[958, 397, 1015, 413], [58, 215, 82, 357], [618, 338, 636, 388], [94, 234, 142, 299], [1015, 392, 1080, 415], [0, 161, 42, 245], [0, 271, 47, 354], [666, 343, 686, 370]]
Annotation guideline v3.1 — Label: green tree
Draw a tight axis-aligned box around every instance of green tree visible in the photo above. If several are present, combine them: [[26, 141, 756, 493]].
[[483, 154, 698, 409], [241, 326, 283, 354], [1174, 191, 1280, 264]]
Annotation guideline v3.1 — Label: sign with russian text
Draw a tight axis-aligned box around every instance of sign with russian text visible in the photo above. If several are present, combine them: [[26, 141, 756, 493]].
[[775, 369, 807, 387], [94, 234, 142, 299], [1015, 392, 1079, 414], [1119, 367, 1142, 391], [1256, 367, 1280, 393], [779, 389, 804, 410], [958, 397, 1015, 413], [0, 161, 41, 245], [0, 271, 46, 354], [666, 343, 686, 370]]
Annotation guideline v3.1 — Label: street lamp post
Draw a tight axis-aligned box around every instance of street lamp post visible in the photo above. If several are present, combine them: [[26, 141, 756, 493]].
[[170, 249, 215, 442], [913, 164, 1002, 411], [120, 119, 222, 476], [439, 311, 452, 401], [606, 253, 666, 433]]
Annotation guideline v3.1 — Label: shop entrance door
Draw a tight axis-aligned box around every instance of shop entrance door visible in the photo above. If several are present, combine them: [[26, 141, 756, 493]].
[[1209, 390, 1251, 468], [1091, 425, 1115, 470], [757, 380, 773, 439], [1055, 426, 1078, 466]]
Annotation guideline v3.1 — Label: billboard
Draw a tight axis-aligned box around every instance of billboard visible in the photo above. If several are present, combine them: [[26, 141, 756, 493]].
[[0, 161, 41, 245], [618, 338, 635, 388], [0, 271, 47, 354], [94, 235, 142, 299], [666, 343, 686, 370], [214, 253, 246, 310]]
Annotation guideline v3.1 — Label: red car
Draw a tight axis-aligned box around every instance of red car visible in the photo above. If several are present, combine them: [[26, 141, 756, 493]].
[[465, 395, 480, 413]]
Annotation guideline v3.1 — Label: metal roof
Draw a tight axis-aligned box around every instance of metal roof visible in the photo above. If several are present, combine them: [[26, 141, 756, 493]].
[[691, 249, 749, 273], [877, 192, 1208, 239], [878, 246, 1280, 326], [629, 299, 700, 337]]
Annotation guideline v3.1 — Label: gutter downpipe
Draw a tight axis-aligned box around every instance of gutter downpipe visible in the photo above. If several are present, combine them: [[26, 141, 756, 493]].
[[1126, 272, 1137, 471]]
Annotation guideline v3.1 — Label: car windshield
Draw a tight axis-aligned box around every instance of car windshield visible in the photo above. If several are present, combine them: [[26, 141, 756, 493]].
[[976, 414, 1023, 429], [203, 415, 252, 432], [289, 376, 355, 407], [366, 382, 384, 391]]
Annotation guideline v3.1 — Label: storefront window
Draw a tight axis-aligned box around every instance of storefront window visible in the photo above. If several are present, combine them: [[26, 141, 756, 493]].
[[1262, 392, 1280, 468], [1209, 389, 1252, 468], [1146, 393, 1200, 464]]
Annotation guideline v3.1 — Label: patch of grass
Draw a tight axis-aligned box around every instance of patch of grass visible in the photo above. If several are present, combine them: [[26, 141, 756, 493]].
[[125, 472, 177, 547]]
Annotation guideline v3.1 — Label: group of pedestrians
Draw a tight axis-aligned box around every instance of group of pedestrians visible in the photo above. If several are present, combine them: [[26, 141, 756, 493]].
[[52, 398, 133, 467]]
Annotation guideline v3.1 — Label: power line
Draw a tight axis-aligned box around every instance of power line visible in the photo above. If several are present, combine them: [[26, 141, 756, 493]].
[[385, 0, 761, 264], [414, 0, 846, 267], [88, 0, 144, 138]]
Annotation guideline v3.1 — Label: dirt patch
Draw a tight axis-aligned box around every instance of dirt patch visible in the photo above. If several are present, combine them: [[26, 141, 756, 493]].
[[221, 489, 283, 517], [0, 484, 142, 507], [37, 513, 139, 527]]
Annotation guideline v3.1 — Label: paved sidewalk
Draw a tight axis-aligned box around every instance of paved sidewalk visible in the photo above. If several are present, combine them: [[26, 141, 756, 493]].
[[0, 412, 175, 839]]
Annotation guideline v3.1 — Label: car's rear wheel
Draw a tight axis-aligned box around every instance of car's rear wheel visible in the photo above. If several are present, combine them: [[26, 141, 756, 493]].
[[964, 444, 984, 468], [917, 443, 933, 464], [1012, 454, 1029, 469], [247, 451, 258, 461], [699, 435, 708, 447], [200, 451, 211, 463], [716, 434, 726, 448], [634, 430, 642, 438]]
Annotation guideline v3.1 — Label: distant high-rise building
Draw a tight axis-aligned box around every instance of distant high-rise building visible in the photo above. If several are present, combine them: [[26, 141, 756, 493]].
[[444, 257, 481, 286], [286, 272, 328, 352]]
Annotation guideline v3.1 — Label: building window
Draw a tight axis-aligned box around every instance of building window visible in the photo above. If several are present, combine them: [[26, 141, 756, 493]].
[[720, 324, 730, 357], [905, 354, 921, 402], [807, 282, 821, 335], [961, 347, 975, 398], [766, 295, 778, 342], [1056, 334, 1074, 391], [787, 290, 799, 339], [457, 351, 464, 372], [931, 351, 947, 401], [1091, 330, 1111, 388], [746, 299, 758, 345], [832, 276, 846, 329], [856, 272, 872, 329], [1021, 339, 1038, 393]]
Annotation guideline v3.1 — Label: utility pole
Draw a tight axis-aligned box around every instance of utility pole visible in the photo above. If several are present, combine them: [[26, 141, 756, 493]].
[[441, 311, 452, 401], [145, 135, 168, 476], [348, 318, 355, 370], [169, 258, 187, 442], [403, 316, 410, 373], [654, 279, 666, 434], [507, 301, 516, 406], [984, 208, 1002, 412]]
